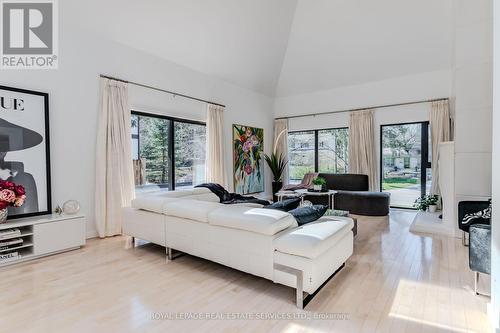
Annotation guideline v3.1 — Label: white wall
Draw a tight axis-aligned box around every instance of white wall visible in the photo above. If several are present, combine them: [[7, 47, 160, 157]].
[[129, 85, 206, 123], [452, 0, 493, 204], [491, 0, 500, 329], [274, 70, 451, 118], [0, 21, 274, 238]]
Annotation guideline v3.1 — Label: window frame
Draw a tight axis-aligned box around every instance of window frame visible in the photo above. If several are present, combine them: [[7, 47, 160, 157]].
[[379, 120, 431, 209], [131, 110, 206, 191], [287, 126, 349, 182]]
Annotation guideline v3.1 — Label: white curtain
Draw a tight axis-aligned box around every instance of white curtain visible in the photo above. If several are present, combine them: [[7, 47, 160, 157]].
[[205, 104, 228, 188], [273, 119, 289, 184], [348, 110, 378, 191], [430, 100, 451, 196], [95, 78, 135, 238]]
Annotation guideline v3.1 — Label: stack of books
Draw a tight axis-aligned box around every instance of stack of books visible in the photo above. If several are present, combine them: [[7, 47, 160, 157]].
[[0, 229, 23, 263], [0, 238, 23, 250], [0, 251, 19, 263], [0, 228, 21, 240]]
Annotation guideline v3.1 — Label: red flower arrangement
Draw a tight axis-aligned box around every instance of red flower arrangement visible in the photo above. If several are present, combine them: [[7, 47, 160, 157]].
[[0, 180, 26, 210]]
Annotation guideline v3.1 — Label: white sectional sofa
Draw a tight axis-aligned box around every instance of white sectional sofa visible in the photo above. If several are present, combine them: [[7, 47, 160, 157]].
[[122, 187, 354, 308]]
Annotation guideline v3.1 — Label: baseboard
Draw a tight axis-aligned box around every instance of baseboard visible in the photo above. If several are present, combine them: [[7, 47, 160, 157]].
[[86, 229, 98, 239]]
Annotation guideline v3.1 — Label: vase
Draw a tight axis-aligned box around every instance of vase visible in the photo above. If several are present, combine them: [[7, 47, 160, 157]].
[[0, 208, 8, 223], [313, 185, 322, 191], [272, 181, 283, 202], [63, 200, 81, 214], [428, 205, 437, 213]]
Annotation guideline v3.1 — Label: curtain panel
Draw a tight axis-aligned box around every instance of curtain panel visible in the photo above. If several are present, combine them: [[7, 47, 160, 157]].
[[430, 100, 451, 196], [348, 110, 378, 191], [273, 119, 289, 184], [205, 104, 228, 189], [95, 78, 135, 238]]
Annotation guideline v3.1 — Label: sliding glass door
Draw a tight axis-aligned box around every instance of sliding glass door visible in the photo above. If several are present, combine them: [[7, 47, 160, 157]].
[[380, 122, 431, 208]]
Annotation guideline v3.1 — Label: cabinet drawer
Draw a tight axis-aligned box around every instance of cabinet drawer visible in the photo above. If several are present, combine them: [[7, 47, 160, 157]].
[[34, 218, 86, 255]]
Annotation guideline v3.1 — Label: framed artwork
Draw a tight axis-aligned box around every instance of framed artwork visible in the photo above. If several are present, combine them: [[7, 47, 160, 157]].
[[0, 85, 51, 219], [233, 124, 264, 194]]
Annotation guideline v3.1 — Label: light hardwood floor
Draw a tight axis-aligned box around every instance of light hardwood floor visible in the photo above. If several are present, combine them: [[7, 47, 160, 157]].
[[0, 210, 492, 333]]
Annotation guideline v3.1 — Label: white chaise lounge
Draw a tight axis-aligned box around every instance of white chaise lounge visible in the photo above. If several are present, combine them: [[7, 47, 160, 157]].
[[122, 187, 354, 308]]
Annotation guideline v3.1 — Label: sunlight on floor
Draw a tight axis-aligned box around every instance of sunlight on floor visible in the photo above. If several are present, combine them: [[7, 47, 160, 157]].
[[388, 278, 490, 332], [389, 313, 468, 333], [130, 297, 152, 329], [282, 322, 328, 333]]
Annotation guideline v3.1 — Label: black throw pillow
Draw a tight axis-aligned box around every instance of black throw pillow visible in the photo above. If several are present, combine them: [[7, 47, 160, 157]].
[[263, 198, 301, 212], [289, 205, 328, 226]]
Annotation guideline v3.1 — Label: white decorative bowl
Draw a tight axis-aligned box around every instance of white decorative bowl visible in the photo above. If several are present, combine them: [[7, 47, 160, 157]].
[[63, 200, 80, 215]]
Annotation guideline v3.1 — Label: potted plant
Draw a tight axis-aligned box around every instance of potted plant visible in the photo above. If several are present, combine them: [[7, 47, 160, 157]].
[[427, 195, 439, 212], [414, 194, 439, 212], [414, 196, 429, 211], [312, 177, 327, 191], [264, 153, 288, 201], [0, 180, 26, 223]]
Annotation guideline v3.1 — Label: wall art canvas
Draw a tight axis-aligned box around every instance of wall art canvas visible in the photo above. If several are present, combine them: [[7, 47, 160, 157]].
[[233, 124, 264, 194], [0, 86, 51, 219]]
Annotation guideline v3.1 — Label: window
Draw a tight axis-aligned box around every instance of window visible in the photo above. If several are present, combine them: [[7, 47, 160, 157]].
[[174, 122, 206, 189], [131, 112, 206, 193], [380, 122, 431, 208], [288, 128, 349, 184], [131, 114, 171, 191], [318, 128, 349, 174], [288, 131, 315, 184]]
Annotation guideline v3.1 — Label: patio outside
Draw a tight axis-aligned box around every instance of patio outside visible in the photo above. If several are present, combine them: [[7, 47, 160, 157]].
[[381, 123, 431, 208]]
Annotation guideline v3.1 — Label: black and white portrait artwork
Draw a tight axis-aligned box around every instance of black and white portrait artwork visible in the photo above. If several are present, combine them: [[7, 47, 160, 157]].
[[0, 86, 51, 219]]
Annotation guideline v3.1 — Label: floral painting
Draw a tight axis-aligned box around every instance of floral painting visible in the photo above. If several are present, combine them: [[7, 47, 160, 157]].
[[233, 124, 264, 194]]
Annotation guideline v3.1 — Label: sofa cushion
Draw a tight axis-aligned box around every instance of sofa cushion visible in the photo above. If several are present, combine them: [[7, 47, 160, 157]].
[[163, 199, 222, 223], [274, 219, 353, 259], [157, 190, 195, 198], [229, 203, 266, 208], [208, 205, 297, 235], [317, 173, 369, 191], [334, 191, 390, 216], [263, 198, 301, 212], [131, 195, 181, 214], [192, 187, 212, 195], [288, 205, 328, 225], [188, 192, 220, 202]]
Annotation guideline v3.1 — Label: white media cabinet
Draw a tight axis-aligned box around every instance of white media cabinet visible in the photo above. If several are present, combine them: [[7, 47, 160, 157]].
[[0, 214, 86, 267]]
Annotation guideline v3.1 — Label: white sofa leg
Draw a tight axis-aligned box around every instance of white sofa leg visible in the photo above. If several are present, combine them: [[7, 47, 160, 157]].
[[166, 247, 184, 260], [274, 262, 346, 309], [274, 263, 305, 309]]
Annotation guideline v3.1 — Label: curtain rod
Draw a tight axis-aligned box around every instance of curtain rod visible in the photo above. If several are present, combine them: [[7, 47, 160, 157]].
[[99, 74, 226, 108], [275, 97, 449, 120]]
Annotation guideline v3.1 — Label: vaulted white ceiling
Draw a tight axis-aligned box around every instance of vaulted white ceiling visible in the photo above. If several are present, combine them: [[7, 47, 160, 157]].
[[277, 0, 453, 97], [67, 0, 297, 96], [67, 0, 453, 97]]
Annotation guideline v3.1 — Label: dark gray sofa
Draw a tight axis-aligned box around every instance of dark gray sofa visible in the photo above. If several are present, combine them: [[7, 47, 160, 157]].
[[305, 173, 390, 216]]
